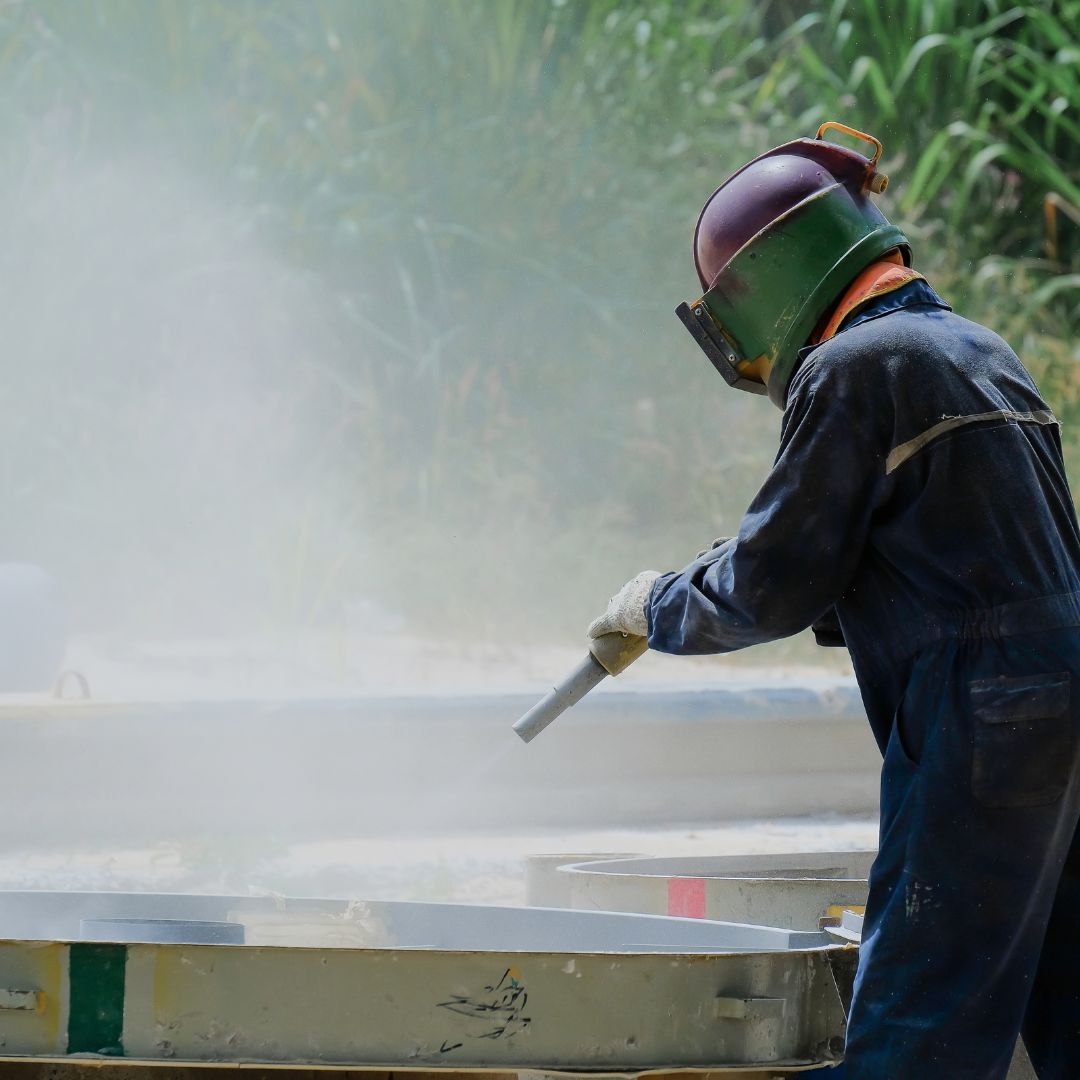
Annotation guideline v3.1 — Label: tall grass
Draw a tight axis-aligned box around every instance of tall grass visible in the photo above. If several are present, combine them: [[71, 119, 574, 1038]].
[[800, 2, 1080, 323], [0, 0, 1077, 641]]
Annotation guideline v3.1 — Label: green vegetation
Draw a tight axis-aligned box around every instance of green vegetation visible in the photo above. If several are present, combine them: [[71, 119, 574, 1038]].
[[0, 0, 1076, 649]]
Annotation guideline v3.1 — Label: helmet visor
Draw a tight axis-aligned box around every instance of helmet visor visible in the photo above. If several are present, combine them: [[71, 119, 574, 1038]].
[[675, 299, 768, 395]]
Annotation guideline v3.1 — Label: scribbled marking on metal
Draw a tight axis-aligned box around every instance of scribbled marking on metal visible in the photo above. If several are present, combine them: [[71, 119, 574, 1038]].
[[0, 896, 849, 1071], [115, 944, 848, 1069], [438, 967, 531, 1044], [67, 943, 126, 1056]]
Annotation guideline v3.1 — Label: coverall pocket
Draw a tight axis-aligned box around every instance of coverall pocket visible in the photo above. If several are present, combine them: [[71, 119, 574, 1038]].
[[889, 699, 921, 767], [969, 672, 1072, 808]]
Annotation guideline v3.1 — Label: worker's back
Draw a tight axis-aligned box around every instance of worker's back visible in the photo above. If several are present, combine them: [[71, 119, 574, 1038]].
[[809, 304, 1080, 744], [640, 127, 1080, 1079]]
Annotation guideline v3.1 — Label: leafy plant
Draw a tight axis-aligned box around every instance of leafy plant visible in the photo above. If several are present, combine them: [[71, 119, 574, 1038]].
[[0, 0, 1075, 647]]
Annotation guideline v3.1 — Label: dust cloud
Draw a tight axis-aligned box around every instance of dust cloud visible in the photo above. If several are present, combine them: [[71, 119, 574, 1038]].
[[0, 2, 815, 700], [0, 3, 872, 909]]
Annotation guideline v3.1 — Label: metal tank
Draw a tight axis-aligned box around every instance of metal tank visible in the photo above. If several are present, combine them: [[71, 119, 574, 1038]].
[[524, 853, 642, 908], [0, 889, 852, 1077], [527, 853, 1037, 1080], [538, 851, 876, 930]]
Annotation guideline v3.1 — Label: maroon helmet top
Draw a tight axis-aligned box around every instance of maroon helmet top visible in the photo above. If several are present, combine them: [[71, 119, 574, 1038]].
[[694, 138, 875, 292]]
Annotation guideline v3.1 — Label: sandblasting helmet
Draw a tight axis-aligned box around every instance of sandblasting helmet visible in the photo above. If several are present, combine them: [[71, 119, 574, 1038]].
[[676, 122, 910, 408]]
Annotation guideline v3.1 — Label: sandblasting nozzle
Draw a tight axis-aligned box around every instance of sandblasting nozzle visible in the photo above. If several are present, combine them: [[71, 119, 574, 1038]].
[[512, 632, 648, 743]]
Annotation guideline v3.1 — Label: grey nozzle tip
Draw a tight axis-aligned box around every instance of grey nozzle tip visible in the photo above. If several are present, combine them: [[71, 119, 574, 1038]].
[[510, 653, 609, 744]]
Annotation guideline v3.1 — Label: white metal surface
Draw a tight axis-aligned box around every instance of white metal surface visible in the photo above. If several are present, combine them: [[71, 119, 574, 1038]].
[[0, 891, 852, 1074], [540, 852, 875, 930], [0, 891, 829, 952]]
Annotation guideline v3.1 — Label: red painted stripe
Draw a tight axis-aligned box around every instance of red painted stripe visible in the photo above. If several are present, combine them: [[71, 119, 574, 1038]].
[[667, 877, 707, 919]]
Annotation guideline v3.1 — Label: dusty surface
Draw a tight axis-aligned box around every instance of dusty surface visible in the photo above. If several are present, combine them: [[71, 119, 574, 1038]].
[[2, 634, 877, 903], [50, 632, 856, 703], [0, 815, 878, 905]]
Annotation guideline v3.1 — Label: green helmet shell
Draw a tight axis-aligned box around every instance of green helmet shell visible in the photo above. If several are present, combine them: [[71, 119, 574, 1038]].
[[677, 124, 911, 408]]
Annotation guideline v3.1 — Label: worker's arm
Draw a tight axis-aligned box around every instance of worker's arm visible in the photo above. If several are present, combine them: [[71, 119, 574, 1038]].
[[647, 356, 891, 654]]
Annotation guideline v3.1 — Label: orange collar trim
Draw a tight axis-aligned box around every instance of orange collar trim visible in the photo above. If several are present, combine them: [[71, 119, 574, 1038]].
[[814, 259, 924, 345]]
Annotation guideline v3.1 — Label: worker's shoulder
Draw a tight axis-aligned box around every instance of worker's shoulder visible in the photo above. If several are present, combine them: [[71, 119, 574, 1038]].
[[790, 306, 1024, 400]]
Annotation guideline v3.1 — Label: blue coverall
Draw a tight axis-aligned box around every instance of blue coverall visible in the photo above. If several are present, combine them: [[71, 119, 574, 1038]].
[[647, 281, 1080, 1079]]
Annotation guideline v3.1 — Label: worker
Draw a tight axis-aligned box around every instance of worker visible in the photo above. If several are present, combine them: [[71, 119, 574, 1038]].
[[587, 123, 1080, 1079]]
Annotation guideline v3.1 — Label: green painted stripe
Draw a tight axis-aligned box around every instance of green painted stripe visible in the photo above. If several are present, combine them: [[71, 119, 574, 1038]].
[[68, 943, 126, 1056]]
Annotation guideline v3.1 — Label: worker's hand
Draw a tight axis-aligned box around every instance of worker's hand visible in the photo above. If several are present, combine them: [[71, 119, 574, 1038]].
[[696, 536, 733, 559], [587, 571, 661, 640]]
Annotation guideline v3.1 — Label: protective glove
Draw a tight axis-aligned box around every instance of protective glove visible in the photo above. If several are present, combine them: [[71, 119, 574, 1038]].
[[587, 571, 661, 640], [696, 536, 733, 559]]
